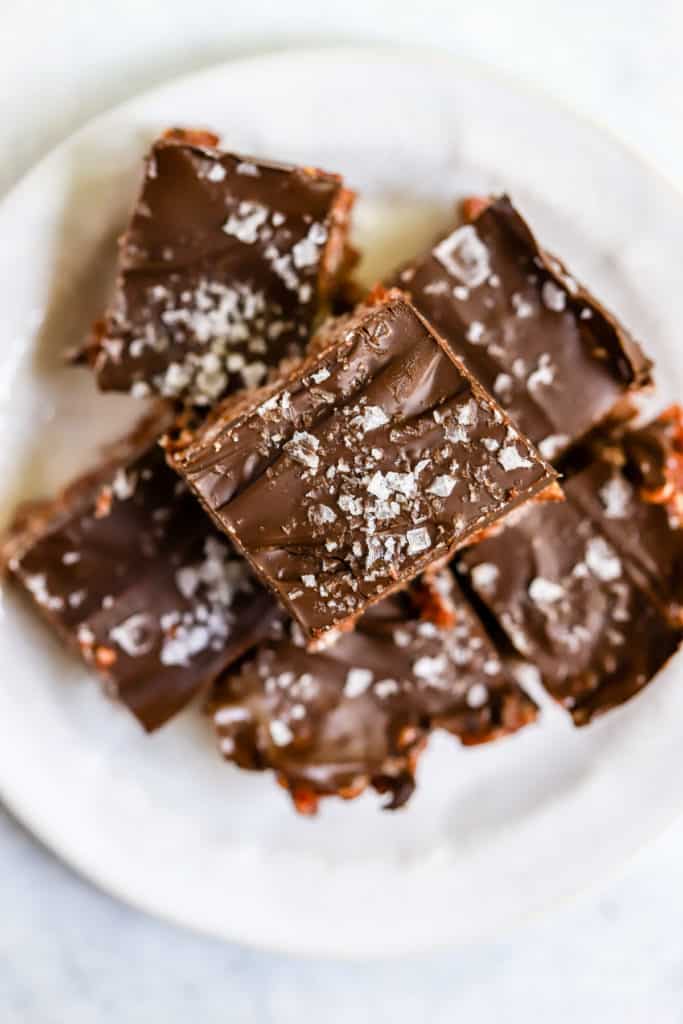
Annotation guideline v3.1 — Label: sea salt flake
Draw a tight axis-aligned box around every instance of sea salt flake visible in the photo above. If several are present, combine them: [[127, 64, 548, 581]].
[[354, 405, 389, 433], [301, 574, 317, 588], [539, 434, 569, 460], [223, 201, 269, 244], [308, 504, 337, 526], [467, 682, 489, 708], [470, 562, 499, 595], [269, 720, 294, 746], [528, 577, 565, 604], [527, 353, 556, 392], [368, 471, 391, 500], [374, 678, 399, 698], [498, 445, 533, 472], [599, 475, 633, 519], [175, 566, 200, 599], [292, 222, 328, 269], [206, 163, 226, 182], [511, 292, 534, 318], [344, 667, 374, 698], [541, 280, 567, 312], [427, 475, 455, 497], [585, 536, 622, 581], [466, 320, 485, 344], [494, 372, 513, 399], [284, 431, 320, 471], [413, 654, 448, 681], [406, 527, 432, 555], [433, 225, 491, 288], [236, 161, 260, 177], [110, 613, 156, 657], [386, 472, 417, 497]]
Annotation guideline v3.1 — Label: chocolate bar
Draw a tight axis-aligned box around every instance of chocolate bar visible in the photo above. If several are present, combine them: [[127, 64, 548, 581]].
[[169, 292, 557, 644], [459, 487, 681, 725], [564, 405, 683, 626], [393, 195, 652, 461], [4, 417, 279, 730], [89, 129, 355, 405], [209, 572, 536, 813]]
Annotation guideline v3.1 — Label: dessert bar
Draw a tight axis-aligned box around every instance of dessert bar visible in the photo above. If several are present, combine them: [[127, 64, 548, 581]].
[[459, 477, 681, 724], [89, 128, 355, 405], [210, 572, 536, 813], [169, 292, 557, 644], [394, 195, 652, 461], [4, 418, 279, 730]]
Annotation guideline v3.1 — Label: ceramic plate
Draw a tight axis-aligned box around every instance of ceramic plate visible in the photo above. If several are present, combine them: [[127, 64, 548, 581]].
[[0, 48, 681, 957]]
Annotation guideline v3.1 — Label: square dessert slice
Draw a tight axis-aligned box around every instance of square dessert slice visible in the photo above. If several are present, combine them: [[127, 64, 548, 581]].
[[563, 405, 683, 627], [169, 292, 557, 644], [90, 128, 355, 405], [393, 195, 652, 462], [4, 416, 279, 730], [458, 492, 681, 725], [209, 572, 536, 814]]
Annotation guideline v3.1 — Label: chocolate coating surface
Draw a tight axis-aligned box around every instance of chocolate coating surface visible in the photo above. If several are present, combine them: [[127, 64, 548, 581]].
[[210, 572, 536, 812], [92, 130, 353, 405], [565, 406, 683, 626], [459, 483, 681, 725], [170, 294, 556, 642], [5, 424, 279, 730], [394, 195, 652, 461]]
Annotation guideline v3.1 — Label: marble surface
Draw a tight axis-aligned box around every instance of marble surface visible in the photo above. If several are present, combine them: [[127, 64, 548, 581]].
[[2, 2, 683, 1020]]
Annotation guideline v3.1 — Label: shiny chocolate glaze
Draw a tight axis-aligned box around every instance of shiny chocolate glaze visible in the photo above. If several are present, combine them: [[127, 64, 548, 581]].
[[92, 130, 354, 406], [209, 572, 536, 812], [170, 293, 556, 643], [393, 195, 652, 462], [5, 419, 279, 730], [459, 469, 681, 725]]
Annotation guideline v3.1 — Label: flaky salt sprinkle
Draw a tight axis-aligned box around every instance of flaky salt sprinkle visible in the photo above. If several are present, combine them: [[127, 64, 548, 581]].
[[406, 527, 432, 556], [528, 577, 565, 604], [222, 201, 269, 244], [585, 536, 622, 581], [538, 434, 569, 461], [498, 445, 533, 472], [470, 562, 499, 595], [541, 280, 567, 312], [433, 225, 491, 289], [599, 475, 633, 519], [269, 720, 294, 746], [344, 668, 374, 698], [466, 682, 489, 708]]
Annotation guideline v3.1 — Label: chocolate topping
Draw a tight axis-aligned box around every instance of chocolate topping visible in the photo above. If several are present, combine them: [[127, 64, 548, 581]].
[[91, 131, 354, 406], [459, 467, 682, 724], [209, 572, 536, 813], [169, 292, 557, 643], [564, 406, 683, 626], [393, 195, 652, 461], [5, 421, 279, 730]]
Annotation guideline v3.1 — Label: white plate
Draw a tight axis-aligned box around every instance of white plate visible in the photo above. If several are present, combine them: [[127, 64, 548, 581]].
[[1, 47, 682, 958]]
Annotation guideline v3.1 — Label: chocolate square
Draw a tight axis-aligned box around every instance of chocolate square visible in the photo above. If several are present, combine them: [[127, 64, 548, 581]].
[[170, 293, 557, 643], [564, 405, 683, 626], [459, 494, 681, 725], [210, 572, 536, 813], [90, 129, 354, 405], [5, 421, 279, 730], [393, 195, 652, 461]]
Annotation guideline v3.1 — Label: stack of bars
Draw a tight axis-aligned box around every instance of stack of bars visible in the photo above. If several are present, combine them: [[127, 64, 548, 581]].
[[4, 128, 682, 814]]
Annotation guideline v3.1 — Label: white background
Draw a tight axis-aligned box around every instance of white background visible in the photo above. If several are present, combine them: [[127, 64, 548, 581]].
[[2, 2, 683, 1021]]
